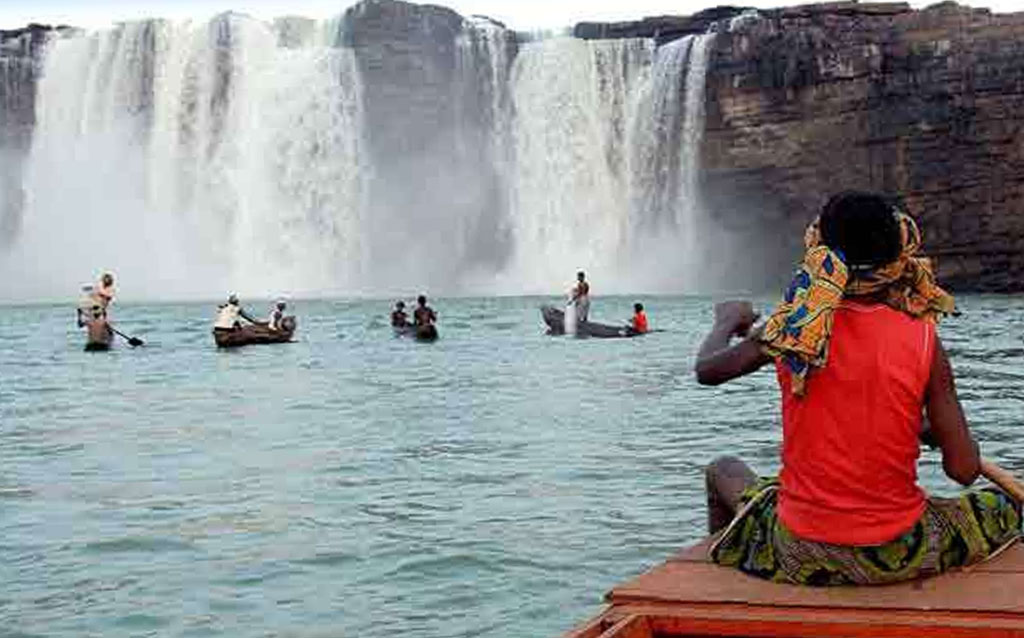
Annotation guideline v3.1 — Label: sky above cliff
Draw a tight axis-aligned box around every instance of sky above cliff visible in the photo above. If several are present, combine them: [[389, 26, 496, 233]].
[[0, 0, 1021, 30]]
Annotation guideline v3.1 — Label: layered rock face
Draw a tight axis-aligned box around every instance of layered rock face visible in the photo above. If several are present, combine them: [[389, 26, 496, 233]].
[[341, 0, 517, 284], [583, 1, 1024, 291], [704, 2, 1024, 291]]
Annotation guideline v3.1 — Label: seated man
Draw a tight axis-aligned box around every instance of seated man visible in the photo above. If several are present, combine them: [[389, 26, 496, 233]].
[[695, 191, 1020, 586], [267, 300, 287, 331], [391, 301, 409, 328], [214, 294, 257, 332], [413, 295, 436, 327], [630, 302, 648, 334]]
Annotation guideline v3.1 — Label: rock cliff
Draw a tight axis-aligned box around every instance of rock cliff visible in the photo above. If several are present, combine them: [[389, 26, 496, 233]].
[[701, 1, 1024, 291], [341, 0, 517, 283], [588, 1, 1024, 291]]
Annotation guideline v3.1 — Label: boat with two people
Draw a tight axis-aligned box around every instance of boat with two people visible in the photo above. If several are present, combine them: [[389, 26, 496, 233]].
[[212, 296, 296, 348], [541, 304, 650, 339]]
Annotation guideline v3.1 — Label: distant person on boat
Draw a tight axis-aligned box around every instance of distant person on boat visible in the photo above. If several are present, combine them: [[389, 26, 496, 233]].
[[694, 191, 1020, 586], [391, 301, 409, 328], [630, 302, 648, 334], [267, 300, 287, 331], [413, 295, 436, 327], [214, 295, 257, 333], [94, 272, 115, 310], [570, 271, 590, 322]]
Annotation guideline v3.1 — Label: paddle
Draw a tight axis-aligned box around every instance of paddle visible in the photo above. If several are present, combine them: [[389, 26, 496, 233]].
[[981, 458, 1024, 504], [111, 326, 144, 347]]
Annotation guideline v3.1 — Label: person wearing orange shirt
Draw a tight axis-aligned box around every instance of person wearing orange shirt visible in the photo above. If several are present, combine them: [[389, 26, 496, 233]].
[[630, 303, 648, 334]]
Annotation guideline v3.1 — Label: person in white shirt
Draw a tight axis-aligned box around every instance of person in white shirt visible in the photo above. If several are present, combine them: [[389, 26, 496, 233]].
[[267, 300, 287, 331], [214, 295, 257, 331]]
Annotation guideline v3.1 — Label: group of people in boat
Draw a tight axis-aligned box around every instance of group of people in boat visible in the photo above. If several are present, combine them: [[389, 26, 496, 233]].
[[68, 190, 1022, 588], [213, 295, 290, 334]]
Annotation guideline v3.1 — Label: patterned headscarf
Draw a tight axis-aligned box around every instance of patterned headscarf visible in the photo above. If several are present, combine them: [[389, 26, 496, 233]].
[[760, 212, 956, 396]]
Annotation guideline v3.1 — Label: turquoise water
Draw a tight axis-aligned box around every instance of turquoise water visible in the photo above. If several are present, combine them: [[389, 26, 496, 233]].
[[2, 295, 1023, 637]]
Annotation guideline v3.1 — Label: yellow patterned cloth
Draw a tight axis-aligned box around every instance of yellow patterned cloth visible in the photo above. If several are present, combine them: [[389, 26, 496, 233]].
[[761, 213, 956, 396]]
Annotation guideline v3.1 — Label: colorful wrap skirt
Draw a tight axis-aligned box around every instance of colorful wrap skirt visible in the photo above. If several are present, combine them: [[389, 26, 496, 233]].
[[710, 478, 1022, 586]]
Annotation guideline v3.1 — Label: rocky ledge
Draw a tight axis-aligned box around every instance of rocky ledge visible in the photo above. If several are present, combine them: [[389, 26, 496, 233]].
[[581, 1, 1024, 291]]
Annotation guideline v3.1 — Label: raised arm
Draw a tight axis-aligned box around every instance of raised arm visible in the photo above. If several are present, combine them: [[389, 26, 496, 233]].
[[924, 334, 980, 486], [694, 301, 772, 386]]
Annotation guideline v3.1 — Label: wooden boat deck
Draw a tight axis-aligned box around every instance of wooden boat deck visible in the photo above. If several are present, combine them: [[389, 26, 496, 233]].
[[563, 538, 1024, 638]]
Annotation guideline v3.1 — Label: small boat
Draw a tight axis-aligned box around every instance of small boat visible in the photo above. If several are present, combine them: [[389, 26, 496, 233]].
[[561, 537, 1024, 637], [213, 316, 297, 348], [541, 305, 641, 339]]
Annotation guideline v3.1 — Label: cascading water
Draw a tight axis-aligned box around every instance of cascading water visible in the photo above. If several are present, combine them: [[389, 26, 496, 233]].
[[4, 14, 366, 300], [0, 3, 725, 300], [506, 37, 655, 293], [624, 33, 715, 290]]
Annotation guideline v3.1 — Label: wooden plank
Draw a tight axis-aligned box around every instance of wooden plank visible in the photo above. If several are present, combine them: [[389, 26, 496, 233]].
[[596, 615, 651, 638], [595, 604, 1024, 637], [645, 610, 1024, 637], [609, 562, 1024, 613]]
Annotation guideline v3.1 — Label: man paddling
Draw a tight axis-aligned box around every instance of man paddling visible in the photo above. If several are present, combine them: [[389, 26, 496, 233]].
[[695, 191, 1020, 586], [214, 295, 257, 333], [84, 304, 113, 350], [413, 295, 436, 328]]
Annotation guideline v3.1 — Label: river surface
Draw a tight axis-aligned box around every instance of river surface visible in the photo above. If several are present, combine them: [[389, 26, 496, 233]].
[[2, 295, 1023, 637]]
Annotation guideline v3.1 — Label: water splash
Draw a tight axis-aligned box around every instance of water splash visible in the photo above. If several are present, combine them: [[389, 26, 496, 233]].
[[5, 15, 366, 300], [505, 38, 654, 293]]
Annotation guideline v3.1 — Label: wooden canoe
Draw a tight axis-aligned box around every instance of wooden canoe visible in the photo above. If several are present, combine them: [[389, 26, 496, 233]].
[[541, 305, 640, 339], [561, 537, 1024, 637], [213, 316, 297, 348]]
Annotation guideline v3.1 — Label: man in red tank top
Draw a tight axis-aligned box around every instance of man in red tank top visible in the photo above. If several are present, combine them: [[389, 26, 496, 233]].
[[693, 191, 1021, 586]]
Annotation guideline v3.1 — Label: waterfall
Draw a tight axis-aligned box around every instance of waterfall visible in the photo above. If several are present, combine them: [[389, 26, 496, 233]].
[[0, 6, 723, 300], [506, 37, 654, 293], [6, 15, 366, 300], [624, 33, 715, 290]]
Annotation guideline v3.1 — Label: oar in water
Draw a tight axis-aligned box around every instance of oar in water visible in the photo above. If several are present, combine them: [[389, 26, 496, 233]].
[[110, 326, 144, 347], [981, 458, 1024, 504]]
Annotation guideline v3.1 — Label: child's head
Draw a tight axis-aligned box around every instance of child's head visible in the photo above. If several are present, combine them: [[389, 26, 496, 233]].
[[634, 302, 644, 313], [819, 191, 902, 270]]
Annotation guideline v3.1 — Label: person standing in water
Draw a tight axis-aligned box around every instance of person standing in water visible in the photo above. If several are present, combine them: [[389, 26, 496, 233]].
[[413, 295, 436, 327], [391, 301, 410, 328], [84, 304, 113, 350], [214, 295, 258, 333], [695, 191, 1020, 586], [570, 271, 590, 322]]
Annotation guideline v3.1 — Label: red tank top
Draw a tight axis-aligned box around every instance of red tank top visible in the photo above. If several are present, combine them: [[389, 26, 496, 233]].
[[776, 302, 934, 546]]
